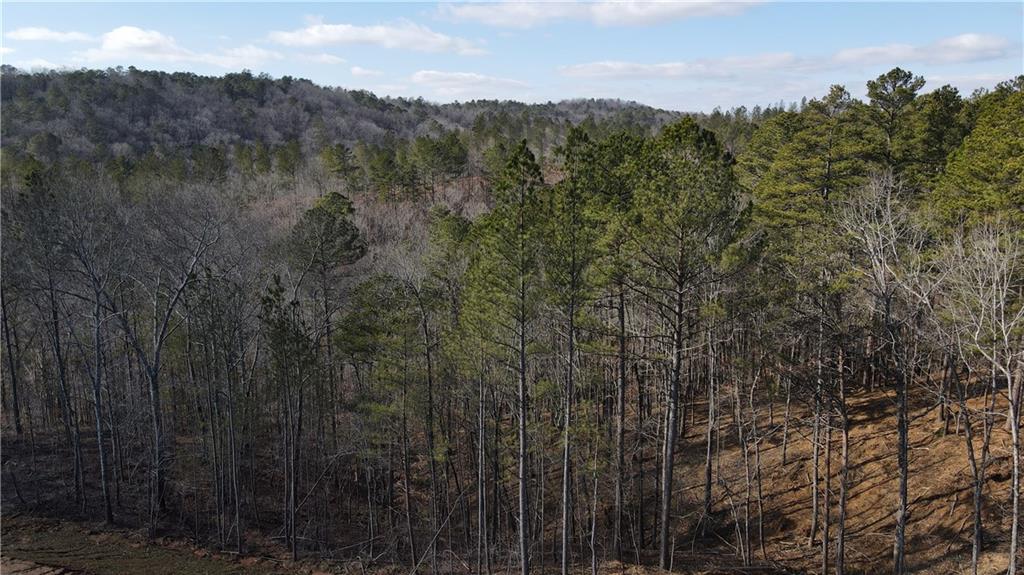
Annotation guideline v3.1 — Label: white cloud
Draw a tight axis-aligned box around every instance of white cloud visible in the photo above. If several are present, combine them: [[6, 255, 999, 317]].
[[76, 26, 281, 68], [921, 72, 1016, 95], [410, 70, 527, 99], [371, 83, 410, 95], [7, 27, 92, 42], [442, 1, 757, 28], [442, 3, 576, 28], [932, 33, 1012, 62], [300, 53, 346, 65], [926, 72, 1013, 84], [589, 0, 756, 25], [205, 45, 283, 68], [834, 33, 1013, 66], [0, 47, 13, 55], [269, 20, 484, 55], [560, 33, 1015, 81], [833, 44, 915, 66], [351, 66, 383, 77], [560, 53, 801, 79], [78, 26, 190, 62], [13, 58, 64, 69]]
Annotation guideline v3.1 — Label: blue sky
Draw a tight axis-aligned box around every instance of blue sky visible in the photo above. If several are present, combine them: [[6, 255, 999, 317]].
[[2, 2, 1021, 111]]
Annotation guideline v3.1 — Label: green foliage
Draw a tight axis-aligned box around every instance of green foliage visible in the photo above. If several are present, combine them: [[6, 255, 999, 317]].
[[412, 131, 469, 194], [746, 85, 866, 286], [426, 206, 473, 301], [735, 111, 802, 192], [542, 128, 604, 310], [191, 145, 228, 183], [464, 140, 546, 355], [7, 65, 1024, 571], [26, 132, 62, 163], [934, 90, 1024, 223], [234, 143, 254, 175], [697, 104, 788, 157], [335, 276, 397, 367], [355, 141, 420, 199], [319, 143, 358, 180], [260, 275, 316, 397], [864, 67, 926, 172], [572, 130, 642, 297], [906, 85, 967, 188], [274, 140, 303, 177], [253, 142, 272, 174], [481, 140, 513, 184], [287, 192, 367, 287], [627, 118, 740, 284]]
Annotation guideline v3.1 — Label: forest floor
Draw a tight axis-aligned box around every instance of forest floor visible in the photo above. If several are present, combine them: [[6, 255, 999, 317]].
[[1, 383, 1019, 574], [0, 513, 277, 574], [0, 513, 788, 575], [677, 383, 1017, 575]]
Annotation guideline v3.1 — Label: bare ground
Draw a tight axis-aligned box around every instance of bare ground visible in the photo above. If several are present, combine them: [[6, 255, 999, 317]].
[[2, 383, 1020, 574]]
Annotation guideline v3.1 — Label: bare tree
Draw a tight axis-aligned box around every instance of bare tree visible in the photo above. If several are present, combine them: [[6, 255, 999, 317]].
[[943, 221, 1024, 575], [103, 185, 222, 531], [839, 170, 931, 575]]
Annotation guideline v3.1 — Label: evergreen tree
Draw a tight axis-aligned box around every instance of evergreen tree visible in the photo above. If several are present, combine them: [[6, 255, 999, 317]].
[[544, 128, 602, 575], [464, 141, 546, 575], [934, 90, 1023, 223], [865, 67, 926, 174], [627, 118, 741, 568], [907, 84, 966, 188]]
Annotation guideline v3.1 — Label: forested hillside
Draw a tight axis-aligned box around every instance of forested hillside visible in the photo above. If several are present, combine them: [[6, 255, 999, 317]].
[[0, 66, 696, 177], [2, 66, 1023, 575]]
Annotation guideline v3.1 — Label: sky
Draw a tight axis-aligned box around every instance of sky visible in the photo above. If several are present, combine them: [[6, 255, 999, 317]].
[[2, 1, 1022, 112]]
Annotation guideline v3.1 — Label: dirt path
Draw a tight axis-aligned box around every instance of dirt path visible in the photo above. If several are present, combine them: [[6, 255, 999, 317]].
[[1, 557, 82, 575], [1, 556, 83, 572], [1, 514, 277, 575]]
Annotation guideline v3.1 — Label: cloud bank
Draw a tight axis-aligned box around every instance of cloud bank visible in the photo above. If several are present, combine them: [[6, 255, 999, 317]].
[[443, 1, 757, 28], [269, 20, 484, 55]]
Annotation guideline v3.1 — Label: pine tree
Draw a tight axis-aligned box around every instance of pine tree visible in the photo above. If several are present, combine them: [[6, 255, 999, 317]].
[[464, 141, 546, 575], [864, 67, 925, 174], [589, 131, 643, 560], [628, 118, 741, 568], [934, 90, 1023, 223], [545, 128, 602, 575]]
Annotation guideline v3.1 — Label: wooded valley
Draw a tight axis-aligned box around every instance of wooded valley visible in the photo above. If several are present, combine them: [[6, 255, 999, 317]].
[[1, 66, 1023, 574]]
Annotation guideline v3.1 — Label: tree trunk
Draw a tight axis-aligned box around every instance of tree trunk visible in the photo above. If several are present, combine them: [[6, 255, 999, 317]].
[[637, 362, 647, 549], [228, 387, 242, 554], [1007, 371, 1020, 575], [0, 285, 23, 435], [782, 375, 792, 465], [956, 361, 993, 575], [893, 336, 908, 575], [48, 282, 84, 505], [400, 357, 418, 568], [703, 334, 715, 523], [822, 411, 832, 575], [810, 318, 823, 547], [614, 285, 627, 562], [560, 296, 575, 575], [419, 303, 440, 574], [478, 362, 492, 575], [658, 273, 685, 570], [147, 364, 167, 532], [91, 297, 114, 524], [836, 348, 849, 575], [518, 295, 530, 575]]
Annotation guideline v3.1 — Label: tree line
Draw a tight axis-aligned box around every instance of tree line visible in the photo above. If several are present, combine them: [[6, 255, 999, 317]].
[[0, 66, 686, 169], [2, 67, 1023, 574]]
